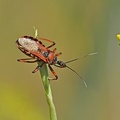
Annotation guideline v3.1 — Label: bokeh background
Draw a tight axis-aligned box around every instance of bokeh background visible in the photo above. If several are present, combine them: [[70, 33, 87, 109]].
[[0, 0, 120, 120]]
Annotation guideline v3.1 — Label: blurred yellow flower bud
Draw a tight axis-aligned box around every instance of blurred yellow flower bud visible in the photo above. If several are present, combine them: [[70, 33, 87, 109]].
[[117, 34, 120, 41]]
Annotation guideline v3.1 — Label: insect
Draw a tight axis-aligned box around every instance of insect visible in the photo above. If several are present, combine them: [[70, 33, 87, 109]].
[[16, 36, 97, 87]]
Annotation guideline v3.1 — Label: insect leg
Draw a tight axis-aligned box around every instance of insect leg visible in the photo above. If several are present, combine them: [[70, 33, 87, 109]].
[[32, 62, 45, 73], [48, 65, 58, 80], [53, 48, 57, 53], [39, 38, 55, 48], [17, 58, 38, 63], [55, 52, 62, 56]]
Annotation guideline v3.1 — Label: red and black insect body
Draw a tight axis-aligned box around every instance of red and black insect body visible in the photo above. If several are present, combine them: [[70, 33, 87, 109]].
[[16, 36, 96, 87]]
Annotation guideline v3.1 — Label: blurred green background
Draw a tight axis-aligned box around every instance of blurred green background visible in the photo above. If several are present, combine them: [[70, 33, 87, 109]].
[[0, 0, 120, 120]]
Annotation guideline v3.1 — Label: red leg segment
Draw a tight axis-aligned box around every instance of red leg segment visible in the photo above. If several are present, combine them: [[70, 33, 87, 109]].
[[48, 65, 58, 80], [38, 38, 55, 48], [32, 62, 45, 73], [55, 52, 62, 56], [17, 58, 38, 63]]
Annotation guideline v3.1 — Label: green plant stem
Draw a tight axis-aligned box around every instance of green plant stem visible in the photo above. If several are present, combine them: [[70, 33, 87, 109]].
[[34, 28, 57, 120], [38, 62, 57, 120]]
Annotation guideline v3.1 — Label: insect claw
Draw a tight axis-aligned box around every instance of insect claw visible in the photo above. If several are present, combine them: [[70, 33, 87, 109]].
[[17, 59, 20, 62], [55, 52, 62, 56], [48, 76, 58, 80], [32, 69, 38, 73], [17, 59, 25, 62], [32, 66, 40, 73]]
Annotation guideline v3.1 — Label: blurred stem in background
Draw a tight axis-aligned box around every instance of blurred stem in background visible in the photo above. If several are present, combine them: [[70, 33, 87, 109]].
[[34, 28, 57, 120]]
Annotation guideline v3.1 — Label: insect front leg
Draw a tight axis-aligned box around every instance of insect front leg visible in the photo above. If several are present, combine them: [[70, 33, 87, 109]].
[[48, 65, 58, 80], [17, 58, 38, 63]]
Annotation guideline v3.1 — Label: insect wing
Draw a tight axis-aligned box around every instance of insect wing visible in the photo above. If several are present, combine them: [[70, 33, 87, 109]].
[[16, 37, 47, 62]]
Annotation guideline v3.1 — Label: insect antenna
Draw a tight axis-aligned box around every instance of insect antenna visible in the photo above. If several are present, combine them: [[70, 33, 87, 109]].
[[66, 65, 87, 87], [65, 52, 97, 64], [64, 52, 97, 87]]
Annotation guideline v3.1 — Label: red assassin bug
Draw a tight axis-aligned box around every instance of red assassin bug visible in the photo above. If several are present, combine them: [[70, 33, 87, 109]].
[[16, 36, 97, 87]]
